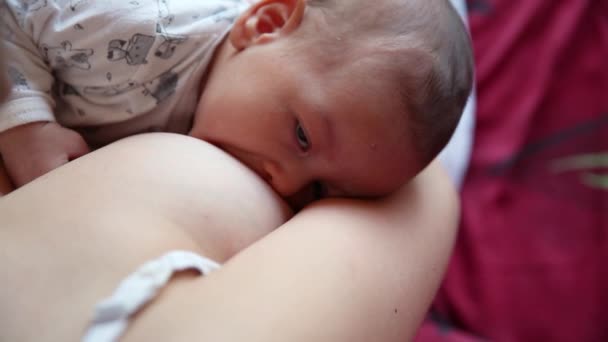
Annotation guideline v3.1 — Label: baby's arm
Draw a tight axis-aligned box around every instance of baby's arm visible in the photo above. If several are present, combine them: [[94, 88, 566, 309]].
[[0, 122, 90, 187], [0, 2, 89, 188]]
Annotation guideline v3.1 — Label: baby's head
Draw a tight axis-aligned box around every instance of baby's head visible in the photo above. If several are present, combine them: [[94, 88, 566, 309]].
[[191, 0, 473, 207]]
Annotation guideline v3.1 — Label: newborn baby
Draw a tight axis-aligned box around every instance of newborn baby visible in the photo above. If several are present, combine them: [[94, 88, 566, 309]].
[[0, 0, 473, 207]]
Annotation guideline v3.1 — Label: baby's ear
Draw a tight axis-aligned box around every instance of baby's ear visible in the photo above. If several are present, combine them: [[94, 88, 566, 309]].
[[229, 0, 306, 51]]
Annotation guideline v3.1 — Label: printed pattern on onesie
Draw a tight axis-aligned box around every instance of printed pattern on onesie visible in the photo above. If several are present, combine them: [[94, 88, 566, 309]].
[[1, 0, 247, 140]]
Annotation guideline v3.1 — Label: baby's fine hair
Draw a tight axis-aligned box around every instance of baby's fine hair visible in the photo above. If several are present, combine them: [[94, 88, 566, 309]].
[[304, 0, 474, 169]]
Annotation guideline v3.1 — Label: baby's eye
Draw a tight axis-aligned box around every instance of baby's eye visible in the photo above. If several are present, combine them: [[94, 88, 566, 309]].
[[295, 121, 310, 151], [312, 181, 327, 200]]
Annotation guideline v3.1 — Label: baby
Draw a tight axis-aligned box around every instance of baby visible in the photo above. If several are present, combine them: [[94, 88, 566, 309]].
[[0, 0, 473, 207]]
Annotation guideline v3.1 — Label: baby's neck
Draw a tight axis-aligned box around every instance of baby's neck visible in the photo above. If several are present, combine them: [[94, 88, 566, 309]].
[[197, 35, 235, 100]]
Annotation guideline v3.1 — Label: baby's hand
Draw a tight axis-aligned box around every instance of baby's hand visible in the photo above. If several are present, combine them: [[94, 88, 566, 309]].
[[0, 122, 90, 187]]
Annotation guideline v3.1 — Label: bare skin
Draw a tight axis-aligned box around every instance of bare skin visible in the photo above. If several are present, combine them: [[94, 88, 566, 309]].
[[0, 133, 458, 342], [0, 133, 291, 341]]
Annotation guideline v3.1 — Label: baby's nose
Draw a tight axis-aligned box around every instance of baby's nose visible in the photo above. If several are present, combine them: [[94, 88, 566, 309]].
[[262, 160, 307, 197]]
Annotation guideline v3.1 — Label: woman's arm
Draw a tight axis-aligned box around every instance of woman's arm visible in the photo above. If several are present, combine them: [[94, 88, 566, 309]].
[[124, 161, 459, 342]]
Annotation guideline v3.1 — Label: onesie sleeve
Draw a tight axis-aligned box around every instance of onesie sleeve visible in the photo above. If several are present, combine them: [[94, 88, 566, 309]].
[[0, 0, 57, 133]]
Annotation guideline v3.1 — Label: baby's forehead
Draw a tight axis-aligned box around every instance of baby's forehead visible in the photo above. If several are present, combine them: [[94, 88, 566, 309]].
[[328, 149, 415, 198]]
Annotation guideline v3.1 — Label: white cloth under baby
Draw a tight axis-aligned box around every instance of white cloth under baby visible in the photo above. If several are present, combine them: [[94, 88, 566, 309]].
[[438, 0, 476, 189]]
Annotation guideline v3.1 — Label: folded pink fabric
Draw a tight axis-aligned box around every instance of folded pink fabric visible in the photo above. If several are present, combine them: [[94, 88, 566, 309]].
[[418, 0, 608, 341]]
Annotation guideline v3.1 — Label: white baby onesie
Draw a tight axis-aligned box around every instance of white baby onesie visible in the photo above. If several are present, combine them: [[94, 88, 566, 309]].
[[0, 0, 248, 146]]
